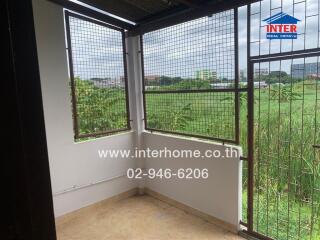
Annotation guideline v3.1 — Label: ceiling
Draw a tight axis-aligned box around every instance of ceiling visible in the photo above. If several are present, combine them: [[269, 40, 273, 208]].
[[77, 0, 219, 24], [50, 0, 259, 33]]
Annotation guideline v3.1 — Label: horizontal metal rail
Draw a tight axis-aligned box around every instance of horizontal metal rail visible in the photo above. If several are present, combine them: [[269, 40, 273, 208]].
[[77, 128, 131, 139], [48, 0, 135, 30], [242, 230, 274, 240], [143, 88, 248, 94], [66, 11, 125, 31], [145, 127, 237, 145], [249, 48, 320, 63]]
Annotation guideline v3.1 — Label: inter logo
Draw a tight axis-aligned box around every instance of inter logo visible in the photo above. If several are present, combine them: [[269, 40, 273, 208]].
[[263, 12, 300, 39]]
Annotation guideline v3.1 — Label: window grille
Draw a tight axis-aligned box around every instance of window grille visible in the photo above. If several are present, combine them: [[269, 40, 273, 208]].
[[141, 9, 239, 143], [65, 11, 130, 140]]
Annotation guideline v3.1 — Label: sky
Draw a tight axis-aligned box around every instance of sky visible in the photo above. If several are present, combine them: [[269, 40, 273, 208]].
[[69, 0, 320, 80], [143, 10, 235, 80], [240, 0, 320, 74], [69, 15, 125, 80]]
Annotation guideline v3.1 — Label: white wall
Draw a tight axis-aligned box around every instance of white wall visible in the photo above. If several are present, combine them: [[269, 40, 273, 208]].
[[143, 132, 242, 230], [32, 0, 138, 217], [125, 36, 147, 192]]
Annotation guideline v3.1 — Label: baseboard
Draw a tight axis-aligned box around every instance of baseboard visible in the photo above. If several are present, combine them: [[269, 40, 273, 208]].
[[144, 188, 238, 234], [55, 187, 138, 226]]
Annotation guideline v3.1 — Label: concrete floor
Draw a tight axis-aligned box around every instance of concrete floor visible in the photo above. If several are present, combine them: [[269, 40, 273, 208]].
[[56, 195, 245, 240]]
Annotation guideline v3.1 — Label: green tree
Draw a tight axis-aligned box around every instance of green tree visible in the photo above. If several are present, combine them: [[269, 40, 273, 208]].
[[270, 86, 301, 102]]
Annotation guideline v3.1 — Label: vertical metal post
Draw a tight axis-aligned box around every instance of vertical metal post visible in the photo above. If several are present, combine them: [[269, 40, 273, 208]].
[[139, 35, 148, 129], [122, 31, 132, 129], [234, 8, 240, 144], [65, 11, 80, 139], [247, 4, 255, 232]]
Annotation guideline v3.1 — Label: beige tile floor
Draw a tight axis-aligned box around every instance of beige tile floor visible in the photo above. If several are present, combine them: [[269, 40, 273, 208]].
[[56, 195, 245, 240]]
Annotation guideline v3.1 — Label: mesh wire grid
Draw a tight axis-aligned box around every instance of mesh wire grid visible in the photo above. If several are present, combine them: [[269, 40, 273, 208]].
[[247, 1, 320, 239], [145, 91, 236, 141], [250, 0, 320, 57], [142, 9, 238, 142], [251, 56, 320, 240], [65, 12, 130, 139]]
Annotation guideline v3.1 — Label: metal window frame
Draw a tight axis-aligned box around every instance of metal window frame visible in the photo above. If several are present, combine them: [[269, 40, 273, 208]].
[[139, 8, 241, 145], [49, 0, 135, 30], [64, 11, 131, 140], [244, 3, 320, 239], [246, 51, 320, 240]]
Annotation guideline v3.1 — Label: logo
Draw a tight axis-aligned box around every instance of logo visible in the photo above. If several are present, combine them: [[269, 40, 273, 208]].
[[263, 12, 300, 39]]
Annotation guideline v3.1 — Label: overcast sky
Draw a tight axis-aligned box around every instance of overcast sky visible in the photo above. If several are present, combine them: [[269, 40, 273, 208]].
[[69, 16, 125, 80], [69, 0, 320, 80]]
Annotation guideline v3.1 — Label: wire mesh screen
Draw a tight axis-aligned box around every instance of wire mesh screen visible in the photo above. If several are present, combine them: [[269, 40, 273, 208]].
[[142, 9, 238, 143], [65, 12, 130, 139], [250, 0, 320, 56], [145, 92, 235, 141], [252, 57, 320, 240]]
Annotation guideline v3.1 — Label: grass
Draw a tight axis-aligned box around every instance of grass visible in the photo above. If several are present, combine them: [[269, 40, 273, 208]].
[[145, 92, 236, 141], [243, 190, 320, 240]]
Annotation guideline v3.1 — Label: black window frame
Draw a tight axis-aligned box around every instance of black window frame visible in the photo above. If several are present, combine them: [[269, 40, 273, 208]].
[[140, 8, 240, 145], [64, 11, 131, 140]]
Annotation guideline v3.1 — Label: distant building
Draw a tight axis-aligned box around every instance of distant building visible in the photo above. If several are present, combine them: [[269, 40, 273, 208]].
[[196, 70, 217, 81], [254, 68, 269, 77], [308, 73, 320, 79], [90, 77, 124, 88], [145, 75, 160, 85], [210, 83, 233, 89], [291, 62, 320, 79], [254, 81, 268, 88], [238, 81, 268, 89], [272, 83, 285, 87], [270, 71, 284, 75]]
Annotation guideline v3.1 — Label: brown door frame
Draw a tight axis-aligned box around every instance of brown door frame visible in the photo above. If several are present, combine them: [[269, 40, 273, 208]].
[[3, 0, 56, 239], [245, 5, 320, 237]]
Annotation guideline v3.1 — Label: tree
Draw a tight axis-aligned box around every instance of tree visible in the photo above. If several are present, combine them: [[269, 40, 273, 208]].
[[270, 86, 301, 102], [74, 78, 127, 135], [148, 103, 193, 131]]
